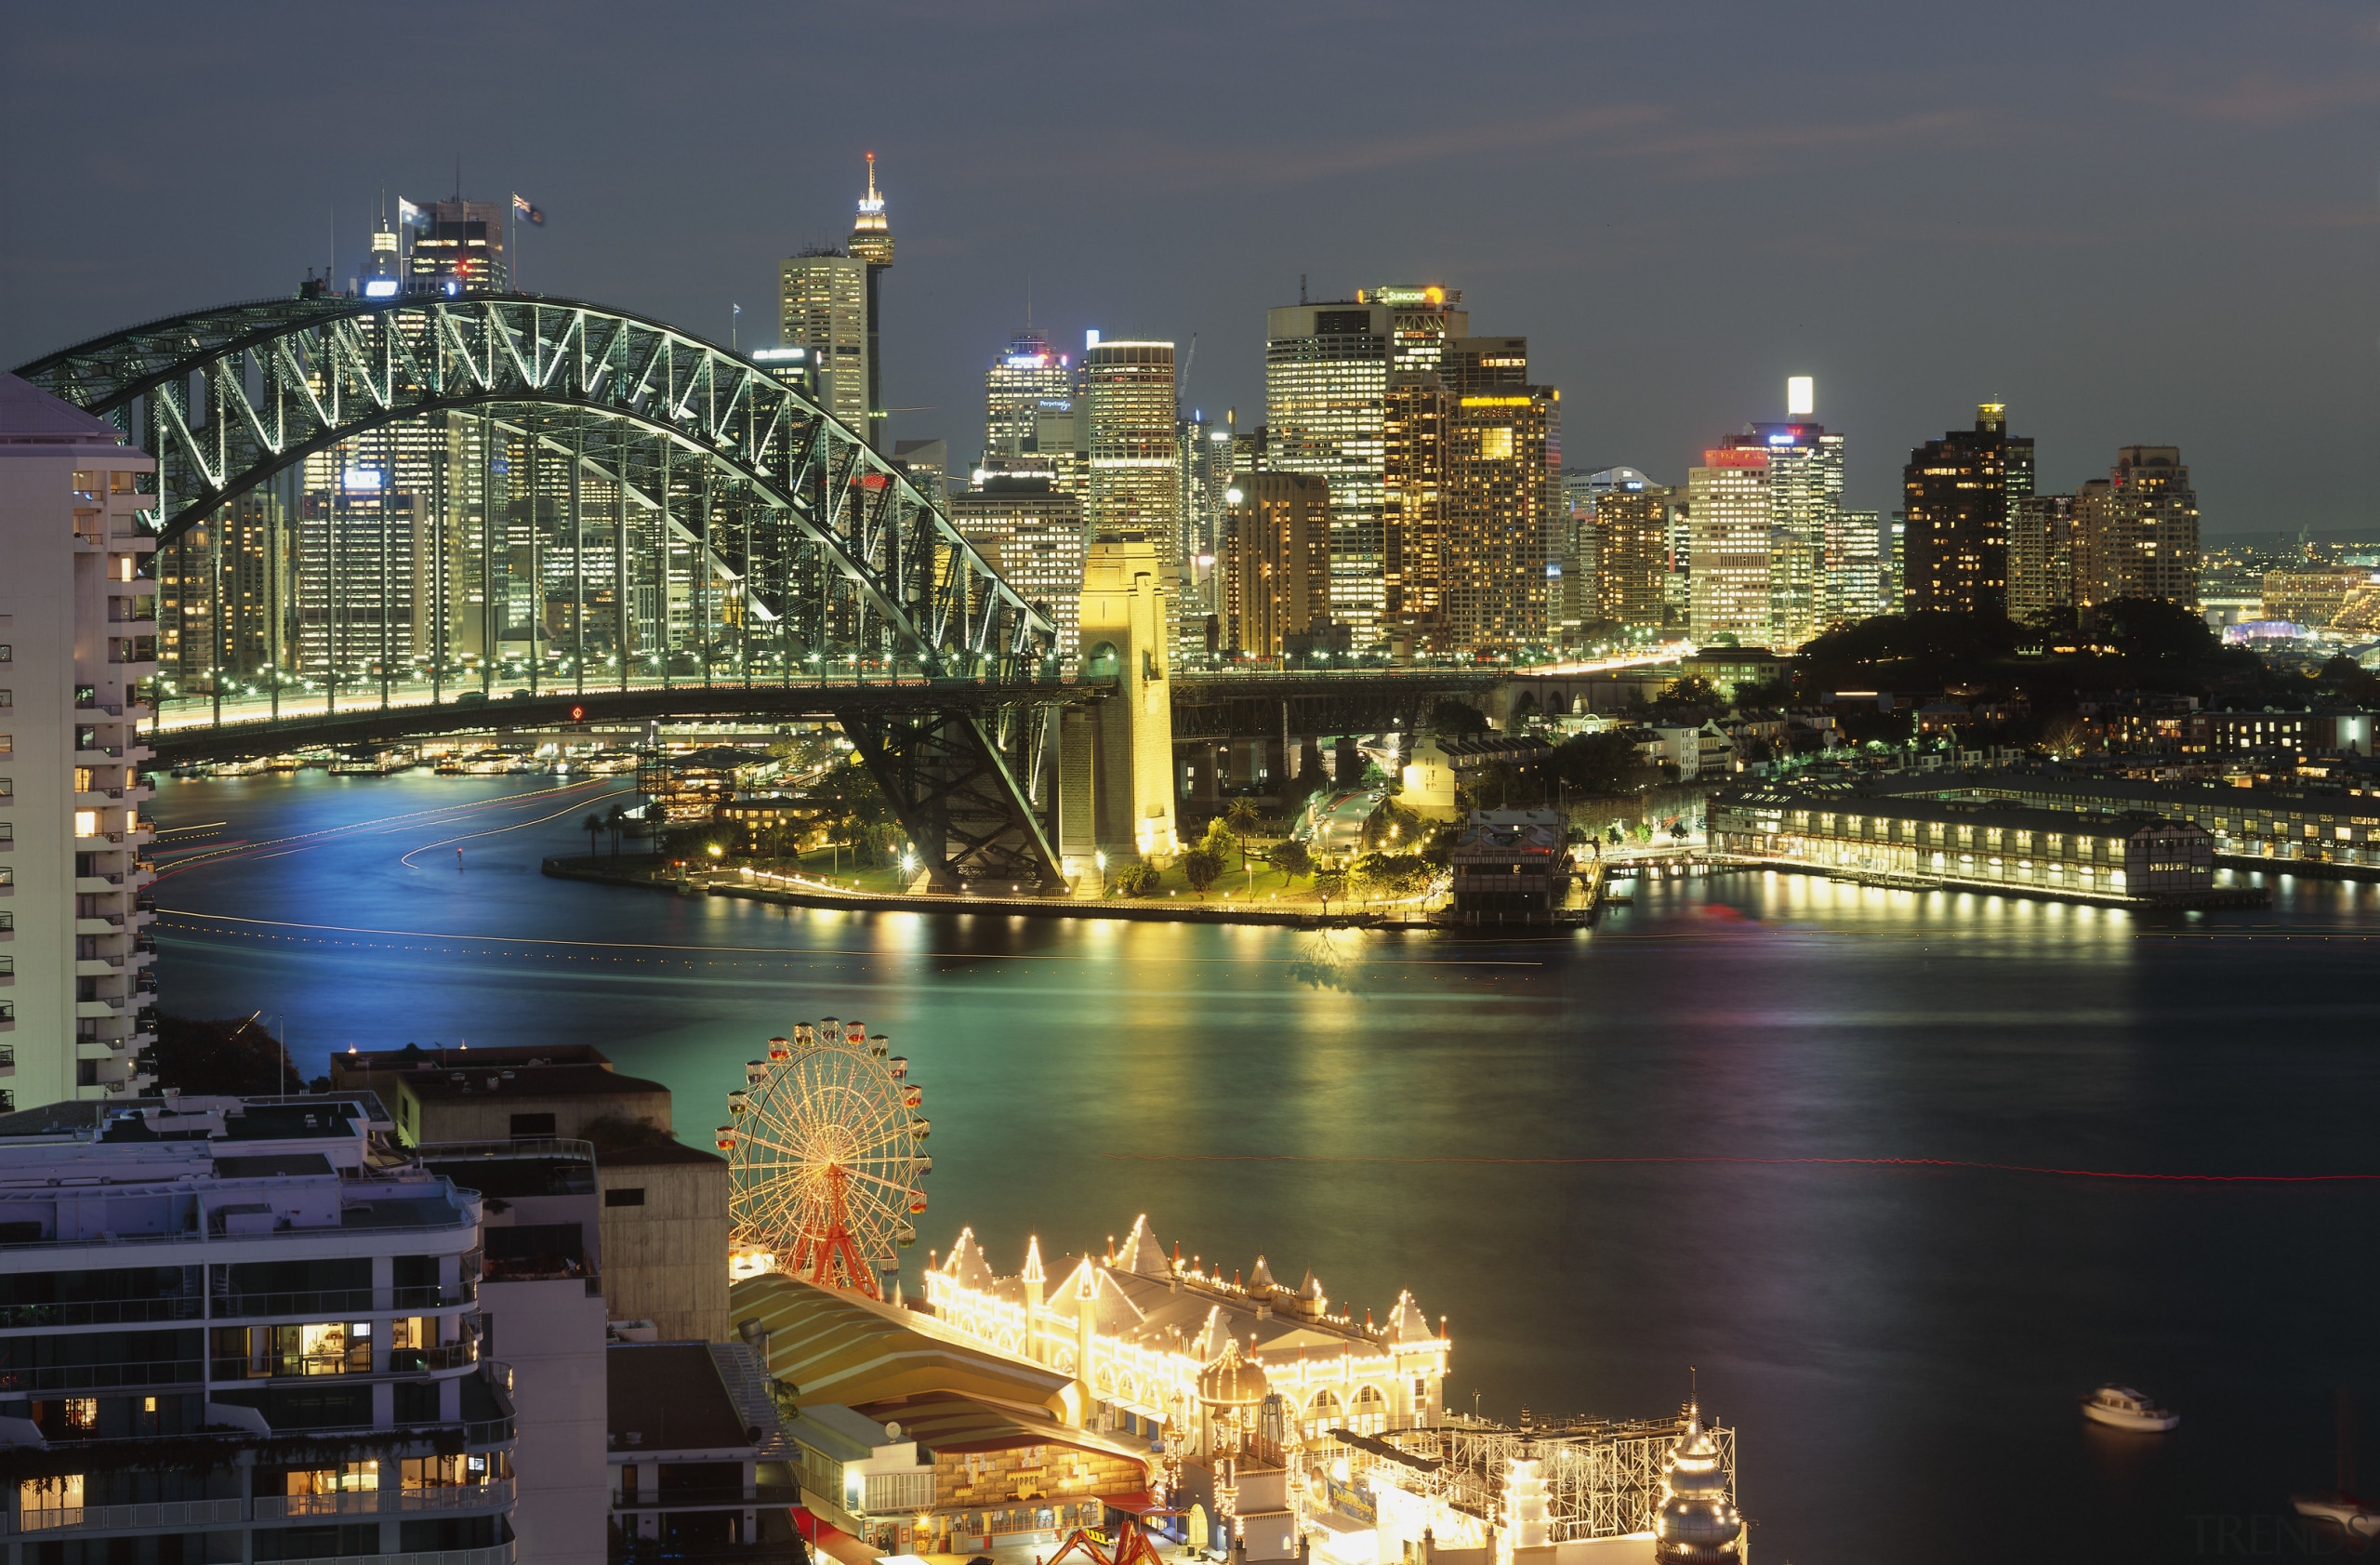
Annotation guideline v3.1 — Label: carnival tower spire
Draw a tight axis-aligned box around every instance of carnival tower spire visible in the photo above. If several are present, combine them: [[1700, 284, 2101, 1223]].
[[847, 153, 894, 449]]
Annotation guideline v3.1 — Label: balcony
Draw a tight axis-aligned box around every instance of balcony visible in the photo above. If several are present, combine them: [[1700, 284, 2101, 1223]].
[[0, 1358, 204, 1393], [613, 1484, 807, 1513], [273, 1546, 511, 1565], [252, 1479, 515, 1520], [12, 1498, 245, 1535], [208, 1281, 475, 1319]]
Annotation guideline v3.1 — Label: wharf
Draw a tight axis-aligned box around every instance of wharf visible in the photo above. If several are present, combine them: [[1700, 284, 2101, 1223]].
[[1727, 854, 2269, 909], [541, 857, 1431, 929]]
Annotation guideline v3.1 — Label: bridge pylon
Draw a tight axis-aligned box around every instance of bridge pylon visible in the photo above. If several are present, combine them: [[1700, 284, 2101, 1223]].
[[1060, 534, 1179, 872]]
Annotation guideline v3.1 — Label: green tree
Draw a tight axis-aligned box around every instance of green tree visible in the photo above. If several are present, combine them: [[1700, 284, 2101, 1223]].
[[1430, 699, 1489, 737], [1181, 843, 1223, 896], [582, 813, 605, 860], [1223, 797, 1262, 866], [1352, 851, 1429, 904], [1312, 868, 1347, 915], [1266, 839, 1313, 884], [1550, 732, 1652, 796], [604, 802, 631, 857], [152, 1014, 301, 1095], [1647, 677, 1723, 722]]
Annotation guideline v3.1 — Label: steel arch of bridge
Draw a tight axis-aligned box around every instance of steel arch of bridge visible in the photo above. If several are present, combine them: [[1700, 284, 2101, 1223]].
[[14, 292, 1074, 888]]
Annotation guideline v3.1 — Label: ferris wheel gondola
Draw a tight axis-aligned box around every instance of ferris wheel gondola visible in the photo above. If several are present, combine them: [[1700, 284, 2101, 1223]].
[[717, 1017, 930, 1299]]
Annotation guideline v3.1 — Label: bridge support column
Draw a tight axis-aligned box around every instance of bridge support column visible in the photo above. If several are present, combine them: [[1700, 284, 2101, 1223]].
[[840, 707, 1065, 893], [1077, 535, 1179, 865]]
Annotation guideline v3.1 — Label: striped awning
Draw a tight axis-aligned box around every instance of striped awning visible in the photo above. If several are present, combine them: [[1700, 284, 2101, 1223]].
[[731, 1274, 1075, 1415]]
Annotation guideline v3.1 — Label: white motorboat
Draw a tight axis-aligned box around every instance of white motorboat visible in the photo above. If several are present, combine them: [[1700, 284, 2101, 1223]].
[[2081, 1384, 2179, 1432], [2291, 1493, 2380, 1539]]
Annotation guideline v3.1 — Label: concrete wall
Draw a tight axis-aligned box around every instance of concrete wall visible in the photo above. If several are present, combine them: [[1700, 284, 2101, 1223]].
[[600, 1156, 731, 1342]]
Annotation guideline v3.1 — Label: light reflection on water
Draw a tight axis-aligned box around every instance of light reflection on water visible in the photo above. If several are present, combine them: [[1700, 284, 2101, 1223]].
[[151, 773, 2380, 1565]]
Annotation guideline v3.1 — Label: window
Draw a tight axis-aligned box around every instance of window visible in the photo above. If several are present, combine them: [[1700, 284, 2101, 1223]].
[[109, 471, 137, 495], [604, 1187, 646, 1208], [70, 472, 96, 497], [1479, 427, 1515, 461], [73, 812, 98, 839], [19, 1474, 81, 1516], [508, 1112, 556, 1138]]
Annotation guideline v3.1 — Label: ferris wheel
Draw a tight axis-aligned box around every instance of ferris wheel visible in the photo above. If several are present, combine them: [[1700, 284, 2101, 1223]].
[[717, 1017, 930, 1299]]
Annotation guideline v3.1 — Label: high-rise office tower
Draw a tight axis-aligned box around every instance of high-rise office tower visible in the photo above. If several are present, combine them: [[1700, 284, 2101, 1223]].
[[1683, 389, 1844, 649], [1382, 376, 1448, 642], [1265, 287, 1468, 643], [1081, 338, 1178, 542], [1438, 337, 1527, 396], [1592, 472, 1674, 633], [2073, 447, 2201, 612], [846, 153, 894, 448], [1826, 508, 1888, 623], [403, 197, 509, 294], [1441, 389, 1558, 652], [949, 477, 1087, 658], [1223, 473, 1332, 657], [1177, 409, 1234, 653], [893, 438, 949, 506], [1902, 403, 2032, 616], [779, 249, 870, 433], [1688, 446, 1773, 647], [2008, 494, 2079, 622], [984, 331, 1074, 461], [0, 377, 162, 1105]]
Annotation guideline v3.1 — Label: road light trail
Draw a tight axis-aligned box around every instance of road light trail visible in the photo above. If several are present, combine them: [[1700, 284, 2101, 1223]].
[[397, 787, 637, 868]]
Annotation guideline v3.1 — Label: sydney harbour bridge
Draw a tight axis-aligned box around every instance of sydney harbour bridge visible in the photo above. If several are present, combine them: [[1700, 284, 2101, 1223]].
[[17, 291, 1539, 889]]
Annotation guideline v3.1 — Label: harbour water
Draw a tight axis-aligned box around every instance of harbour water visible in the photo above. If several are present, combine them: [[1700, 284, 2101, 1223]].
[[150, 772, 2380, 1565]]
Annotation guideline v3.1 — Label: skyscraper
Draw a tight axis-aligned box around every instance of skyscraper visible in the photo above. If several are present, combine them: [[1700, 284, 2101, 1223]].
[[1683, 390, 1843, 649], [1901, 403, 2033, 617], [1825, 508, 1888, 624], [846, 153, 894, 449], [949, 477, 1087, 658], [779, 249, 870, 433], [403, 197, 508, 294], [2008, 493, 2078, 623], [2073, 447, 2201, 613], [1591, 472, 1674, 634], [1267, 299, 1390, 639], [1382, 376, 1449, 642], [1687, 447, 1772, 647], [984, 331, 1073, 462], [1081, 338, 1179, 543], [1441, 389, 1558, 652], [1177, 409, 1233, 652], [0, 375, 161, 1105], [1222, 473, 1332, 657]]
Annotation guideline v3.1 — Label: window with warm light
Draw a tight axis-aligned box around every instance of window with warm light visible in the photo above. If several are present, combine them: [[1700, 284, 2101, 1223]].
[[73, 811, 98, 838], [19, 1474, 81, 1516]]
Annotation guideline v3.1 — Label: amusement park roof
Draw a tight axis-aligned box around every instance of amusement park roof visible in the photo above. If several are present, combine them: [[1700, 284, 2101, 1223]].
[[731, 1272, 1073, 1414]]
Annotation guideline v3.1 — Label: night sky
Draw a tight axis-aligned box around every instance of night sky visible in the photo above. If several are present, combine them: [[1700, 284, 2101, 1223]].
[[4, 1, 2373, 534]]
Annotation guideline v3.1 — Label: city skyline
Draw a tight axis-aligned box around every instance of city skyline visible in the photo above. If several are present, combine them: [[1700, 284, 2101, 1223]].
[[3, 3, 2373, 537]]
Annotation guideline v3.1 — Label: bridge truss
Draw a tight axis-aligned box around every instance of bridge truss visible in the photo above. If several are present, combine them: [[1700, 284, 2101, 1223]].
[[15, 293, 1073, 887]]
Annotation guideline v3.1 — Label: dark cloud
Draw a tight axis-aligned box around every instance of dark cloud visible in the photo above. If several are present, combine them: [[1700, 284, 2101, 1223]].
[[2, 0, 2373, 533]]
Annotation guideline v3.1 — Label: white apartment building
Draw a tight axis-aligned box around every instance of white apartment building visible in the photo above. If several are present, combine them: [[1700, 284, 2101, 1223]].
[[0, 375, 161, 1109], [0, 1093, 519, 1559]]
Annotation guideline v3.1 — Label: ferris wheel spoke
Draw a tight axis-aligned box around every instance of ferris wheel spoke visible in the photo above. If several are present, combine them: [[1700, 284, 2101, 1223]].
[[726, 1030, 915, 1281]]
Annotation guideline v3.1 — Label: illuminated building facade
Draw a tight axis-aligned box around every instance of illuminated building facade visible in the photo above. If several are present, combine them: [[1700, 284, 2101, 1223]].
[[924, 1215, 1448, 1447], [949, 477, 1087, 657], [1593, 476, 1673, 632], [1708, 787, 2217, 902], [1442, 390, 1557, 651], [1825, 508, 1888, 625], [403, 198, 508, 295], [1382, 377, 1448, 641], [749, 345, 816, 400], [1066, 536, 1179, 862], [1901, 403, 2033, 617], [2072, 446, 2201, 613], [1178, 409, 1234, 651], [1222, 473, 1330, 657], [2008, 494, 2078, 623], [1082, 341, 1180, 641], [1751, 420, 1844, 646], [846, 153, 895, 448], [1686, 448, 1771, 646], [0, 378, 160, 1104], [984, 331, 1074, 461], [779, 250, 870, 432]]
